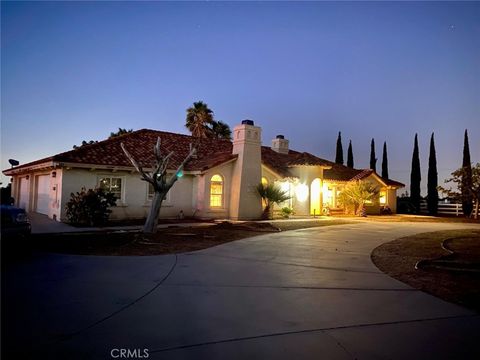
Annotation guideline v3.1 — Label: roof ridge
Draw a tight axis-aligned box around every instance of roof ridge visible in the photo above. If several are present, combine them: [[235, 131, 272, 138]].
[[52, 128, 148, 160], [54, 128, 232, 160]]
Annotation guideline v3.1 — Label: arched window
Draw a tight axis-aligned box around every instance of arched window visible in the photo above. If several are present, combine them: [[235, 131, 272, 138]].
[[210, 174, 223, 208]]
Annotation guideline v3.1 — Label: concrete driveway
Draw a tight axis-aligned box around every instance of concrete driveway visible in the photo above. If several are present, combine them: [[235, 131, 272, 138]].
[[3, 222, 480, 359]]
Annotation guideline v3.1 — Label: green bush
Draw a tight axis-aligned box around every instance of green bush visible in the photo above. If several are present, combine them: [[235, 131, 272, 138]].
[[256, 183, 291, 220], [66, 187, 117, 226], [280, 207, 293, 218]]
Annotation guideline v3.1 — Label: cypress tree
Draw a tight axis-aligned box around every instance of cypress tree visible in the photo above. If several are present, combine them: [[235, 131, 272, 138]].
[[335, 132, 344, 165], [427, 133, 438, 215], [347, 140, 354, 168], [381, 141, 388, 179], [462, 129, 473, 216], [369, 138, 377, 172], [410, 133, 422, 213]]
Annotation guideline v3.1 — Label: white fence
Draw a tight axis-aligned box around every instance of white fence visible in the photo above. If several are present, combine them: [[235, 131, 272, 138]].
[[419, 200, 464, 216]]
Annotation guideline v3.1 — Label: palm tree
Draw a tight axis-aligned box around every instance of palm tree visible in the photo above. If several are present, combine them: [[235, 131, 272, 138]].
[[256, 183, 291, 219], [185, 101, 214, 138], [211, 120, 232, 140], [337, 181, 379, 216]]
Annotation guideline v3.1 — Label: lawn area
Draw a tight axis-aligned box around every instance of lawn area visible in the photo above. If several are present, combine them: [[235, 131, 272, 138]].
[[372, 229, 480, 312], [23, 219, 354, 257]]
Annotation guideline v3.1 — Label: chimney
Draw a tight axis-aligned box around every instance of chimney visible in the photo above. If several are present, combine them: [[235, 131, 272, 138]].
[[229, 119, 263, 220], [271, 135, 289, 154]]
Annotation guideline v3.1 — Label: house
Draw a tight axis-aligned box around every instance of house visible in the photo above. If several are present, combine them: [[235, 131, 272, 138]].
[[3, 120, 404, 222]]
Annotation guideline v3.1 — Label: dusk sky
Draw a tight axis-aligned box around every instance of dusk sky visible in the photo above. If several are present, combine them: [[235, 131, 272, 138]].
[[1, 1, 479, 194]]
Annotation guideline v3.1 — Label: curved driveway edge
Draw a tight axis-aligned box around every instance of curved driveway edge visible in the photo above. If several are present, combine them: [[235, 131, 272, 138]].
[[3, 222, 480, 359]]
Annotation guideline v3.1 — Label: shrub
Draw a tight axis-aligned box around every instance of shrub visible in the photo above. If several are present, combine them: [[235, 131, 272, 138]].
[[337, 181, 379, 216], [256, 183, 291, 220], [66, 187, 117, 226], [397, 197, 416, 214], [281, 207, 294, 219]]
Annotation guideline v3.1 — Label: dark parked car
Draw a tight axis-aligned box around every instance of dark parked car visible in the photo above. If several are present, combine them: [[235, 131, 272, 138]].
[[1, 205, 31, 238]]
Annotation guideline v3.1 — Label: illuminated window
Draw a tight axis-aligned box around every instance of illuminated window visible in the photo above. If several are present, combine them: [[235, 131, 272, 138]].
[[210, 174, 223, 208], [261, 177, 268, 186], [380, 191, 386, 205], [99, 176, 123, 200], [147, 183, 169, 202]]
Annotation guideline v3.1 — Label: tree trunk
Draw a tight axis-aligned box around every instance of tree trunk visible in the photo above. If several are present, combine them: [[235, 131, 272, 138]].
[[143, 191, 165, 233], [262, 204, 271, 220], [354, 202, 360, 216], [356, 202, 365, 216], [474, 199, 479, 220]]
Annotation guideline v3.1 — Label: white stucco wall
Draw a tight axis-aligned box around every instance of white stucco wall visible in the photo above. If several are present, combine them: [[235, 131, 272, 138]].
[[60, 168, 194, 221], [229, 123, 263, 220], [288, 166, 324, 216], [261, 165, 329, 216], [261, 166, 280, 185], [194, 161, 234, 219], [387, 188, 398, 213]]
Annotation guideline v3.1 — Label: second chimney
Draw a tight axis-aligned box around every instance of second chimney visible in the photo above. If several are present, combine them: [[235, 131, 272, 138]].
[[271, 135, 289, 154]]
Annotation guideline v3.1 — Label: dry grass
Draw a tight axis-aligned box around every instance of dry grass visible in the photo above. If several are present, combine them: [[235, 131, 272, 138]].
[[372, 229, 480, 312]]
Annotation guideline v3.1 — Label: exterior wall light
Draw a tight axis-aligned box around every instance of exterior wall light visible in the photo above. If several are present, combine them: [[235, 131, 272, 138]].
[[295, 183, 309, 202]]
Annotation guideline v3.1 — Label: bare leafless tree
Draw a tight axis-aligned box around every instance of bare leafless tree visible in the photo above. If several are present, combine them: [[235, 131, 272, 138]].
[[121, 138, 196, 233]]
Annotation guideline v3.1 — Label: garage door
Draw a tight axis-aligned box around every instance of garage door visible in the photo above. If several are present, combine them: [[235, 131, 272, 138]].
[[35, 175, 50, 215], [18, 177, 29, 210]]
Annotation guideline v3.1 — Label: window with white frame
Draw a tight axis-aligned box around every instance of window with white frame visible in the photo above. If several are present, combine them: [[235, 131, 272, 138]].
[[210, 174, 223, 208], [98, 176, 123, 201]]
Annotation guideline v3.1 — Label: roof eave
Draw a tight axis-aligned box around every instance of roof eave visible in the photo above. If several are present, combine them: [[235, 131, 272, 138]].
[[3, 160, 56, 176], [261, 163, 295, 179], [287, 164, 332, 169], [58, 162, 205, 175], [199, 156, 238, 174]]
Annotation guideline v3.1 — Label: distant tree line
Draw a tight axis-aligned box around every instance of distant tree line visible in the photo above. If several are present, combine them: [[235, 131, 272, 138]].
[[73, 128, 133, 149], [404, 130, 477, 218], [334, 129, 477, 218], [334, 132, 389, 179]]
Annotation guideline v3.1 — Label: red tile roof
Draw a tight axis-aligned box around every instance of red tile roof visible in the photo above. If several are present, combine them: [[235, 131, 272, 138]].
[[324, 165, 404, 188], [323, 162, 363, 181], [4, 129, 236, 173], [2, 128, 404, 188], [382, 177, 405, 188], [261, 147, 332, 177]]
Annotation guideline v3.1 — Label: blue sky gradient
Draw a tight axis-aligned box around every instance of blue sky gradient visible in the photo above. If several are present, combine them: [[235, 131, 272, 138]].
[[2, 1, 479, 194]]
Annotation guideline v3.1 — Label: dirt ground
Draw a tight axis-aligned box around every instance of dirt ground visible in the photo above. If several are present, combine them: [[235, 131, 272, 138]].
[[372, 229, 480, 312], [23, 219, 353, 257], [345, 214, 480, 224]]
